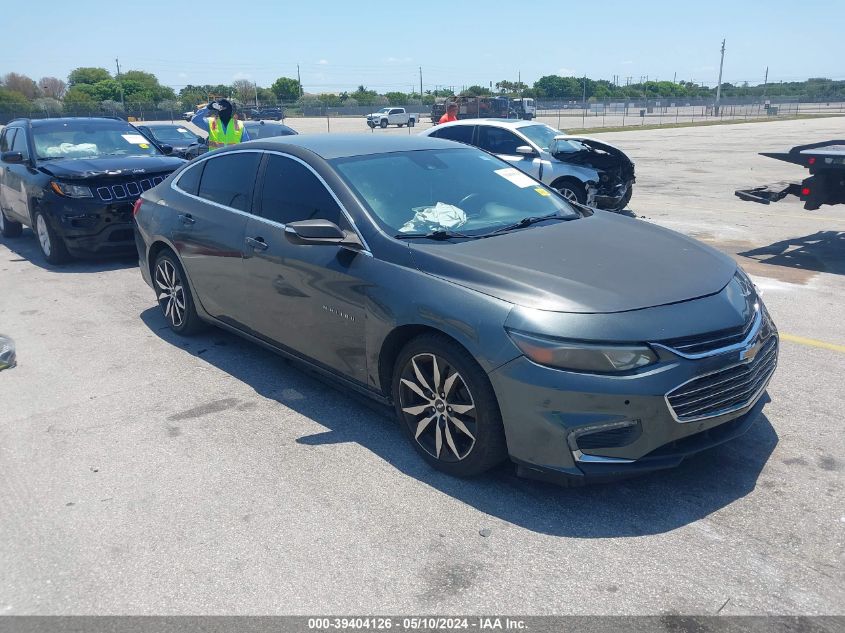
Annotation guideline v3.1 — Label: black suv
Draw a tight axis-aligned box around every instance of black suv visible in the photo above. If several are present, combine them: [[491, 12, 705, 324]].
[[0, 117, 185, 264]]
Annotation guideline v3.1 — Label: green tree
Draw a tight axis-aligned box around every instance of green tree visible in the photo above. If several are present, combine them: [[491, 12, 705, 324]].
[[0, 86, 31, 108], [2, 73, 40, 100], [385, 91, 409, 105], [460, 85, 492, 97], [271, 77, 301, 101], [68, 67, 111, 86]]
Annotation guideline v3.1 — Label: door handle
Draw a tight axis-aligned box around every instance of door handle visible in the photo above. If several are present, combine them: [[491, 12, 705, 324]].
[[177, 213, 195, 225], [245, 236, 269, 251]]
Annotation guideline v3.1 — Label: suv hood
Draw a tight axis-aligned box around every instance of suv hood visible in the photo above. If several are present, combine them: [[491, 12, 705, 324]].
[[408, 212, 736, 314], [37, 155, 186, 180]]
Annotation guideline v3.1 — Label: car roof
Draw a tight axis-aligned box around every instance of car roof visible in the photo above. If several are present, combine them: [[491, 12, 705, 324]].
[[241, 133, 461, 159], [136, 122, 192, 127], [431, 118, 543, 131], [27, 117, 130, 127]]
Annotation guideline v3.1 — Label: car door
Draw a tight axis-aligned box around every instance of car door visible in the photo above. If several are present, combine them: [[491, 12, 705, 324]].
[[1, 127, 33, 224], [170, 150, 262, 326], [389, 109, 403, 125], [240, 152, 369, 382], [0, 127, 17, 218], [476, 126, 543, 179]]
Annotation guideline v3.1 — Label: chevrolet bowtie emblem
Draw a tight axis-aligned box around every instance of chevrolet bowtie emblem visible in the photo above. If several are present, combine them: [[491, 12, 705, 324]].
[[740, 339, 763, 362]]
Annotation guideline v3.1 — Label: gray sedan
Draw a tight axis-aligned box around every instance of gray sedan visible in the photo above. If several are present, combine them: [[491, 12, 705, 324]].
[[133, 134, 777, 485]]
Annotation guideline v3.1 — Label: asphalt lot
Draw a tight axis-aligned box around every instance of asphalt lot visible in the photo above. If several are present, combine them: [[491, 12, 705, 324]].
[[1, 116, 844, 616]]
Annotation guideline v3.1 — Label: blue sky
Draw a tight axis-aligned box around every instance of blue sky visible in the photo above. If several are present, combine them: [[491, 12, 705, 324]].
[[4, 0, 844, 93]]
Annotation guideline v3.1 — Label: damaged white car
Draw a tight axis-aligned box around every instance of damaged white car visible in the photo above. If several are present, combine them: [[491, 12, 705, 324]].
[[422, 119, 635, 211]]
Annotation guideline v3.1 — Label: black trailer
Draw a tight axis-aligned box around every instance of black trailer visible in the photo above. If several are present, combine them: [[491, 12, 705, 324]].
[[735, 140, 845, 210]]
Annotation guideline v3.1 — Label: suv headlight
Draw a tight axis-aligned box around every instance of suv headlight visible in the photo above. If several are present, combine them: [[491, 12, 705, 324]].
[[50, 181, 93, 198], [507, 329, 657, 373]]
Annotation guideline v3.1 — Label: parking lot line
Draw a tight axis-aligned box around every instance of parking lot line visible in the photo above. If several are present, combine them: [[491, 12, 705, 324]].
[[779, 332, 845, 353]]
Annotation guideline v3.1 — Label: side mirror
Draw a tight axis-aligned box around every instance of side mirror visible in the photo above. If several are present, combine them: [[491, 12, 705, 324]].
[[1, 151, 24, 164], [284, 219, 363, 250], [515, 145, 537, 156], [160, 144, 173, 155]]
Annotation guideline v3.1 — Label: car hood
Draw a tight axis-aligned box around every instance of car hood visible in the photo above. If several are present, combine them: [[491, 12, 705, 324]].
[[407, 212, 736, 314], [37, 155, 186, 180]]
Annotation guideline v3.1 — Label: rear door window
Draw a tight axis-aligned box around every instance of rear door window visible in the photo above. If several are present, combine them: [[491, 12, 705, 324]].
[[197, 152, 261, 212], [176, 162, 204, 196], [432, 125, 475, 145]]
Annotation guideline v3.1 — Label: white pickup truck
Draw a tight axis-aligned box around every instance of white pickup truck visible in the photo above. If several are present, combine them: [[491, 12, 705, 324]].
[[366, 107, 418, 129]]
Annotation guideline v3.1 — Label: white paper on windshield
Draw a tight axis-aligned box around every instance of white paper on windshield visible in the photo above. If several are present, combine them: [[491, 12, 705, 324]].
[[121, 134, 149, 145], [494, 167, 536, 188], [176, 127, 188, 133]]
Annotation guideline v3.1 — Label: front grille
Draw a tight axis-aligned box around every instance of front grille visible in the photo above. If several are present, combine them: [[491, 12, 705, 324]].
[[576, 423, 641, 450], [96, 175, 166, 202], [667, 336, 778, 422], [660, 314, 756, 356]]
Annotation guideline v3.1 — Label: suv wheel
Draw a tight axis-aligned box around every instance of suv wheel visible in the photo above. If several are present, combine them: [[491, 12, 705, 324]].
[[380, 119, 388, 129], [392, 334, 507, 477], [0, 209, 23, 238], [153, 251, 204, 335], [34, 211, 70, 264], [408, 119, 415, 128]]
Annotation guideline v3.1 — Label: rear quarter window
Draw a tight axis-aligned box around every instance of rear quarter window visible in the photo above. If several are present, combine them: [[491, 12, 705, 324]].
[[175, 162, 204, 196]]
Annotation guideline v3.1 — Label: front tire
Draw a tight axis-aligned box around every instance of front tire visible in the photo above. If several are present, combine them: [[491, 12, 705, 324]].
[[554, 180, 587, 205], [34, 211, 70, 264], [612, 185, 634, 211], [380, 119, 388, 129], [153, 251, 204, 335], [392, 334, 507, 477], [0, 209, 23, 238]]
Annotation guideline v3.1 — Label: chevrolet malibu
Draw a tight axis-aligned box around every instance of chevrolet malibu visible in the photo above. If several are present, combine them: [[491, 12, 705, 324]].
[[133, 135, 778, 485]]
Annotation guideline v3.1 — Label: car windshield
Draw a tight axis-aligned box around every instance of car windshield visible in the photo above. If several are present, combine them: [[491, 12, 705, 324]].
[[33, 122, 164, 159], [376, 108, 391, 113], [332, 148, 579, 236], [146, 126, 198, 143], [517, 124, 581, 152]]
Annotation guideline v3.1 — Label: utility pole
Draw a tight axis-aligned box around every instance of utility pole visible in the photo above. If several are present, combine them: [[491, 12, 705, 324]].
[[297, 64, 303, 97], [715, 38, 726, 115], [763, 66, 769, 98], [115, 58, 125, 109], [673, 71, 676, 84], [254, 81, 259, 107], [419, 67, 423, 100]]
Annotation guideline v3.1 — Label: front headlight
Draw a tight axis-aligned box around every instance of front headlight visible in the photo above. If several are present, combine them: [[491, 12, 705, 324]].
[[50, 181, 93, 198], [507, 329, 657, 373]]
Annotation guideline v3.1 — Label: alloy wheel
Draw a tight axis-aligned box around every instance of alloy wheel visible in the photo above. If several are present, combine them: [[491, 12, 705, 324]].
[[36, 215, 51, 256], [559, 187, 579, 203], [154, 259, 186, 328], [398, 353, 477, 462], [0, 211, 5, 232]]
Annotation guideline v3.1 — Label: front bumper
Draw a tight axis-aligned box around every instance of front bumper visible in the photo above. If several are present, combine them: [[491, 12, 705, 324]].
[[488, 330, 777, 485], [44, 195, 137, 257]]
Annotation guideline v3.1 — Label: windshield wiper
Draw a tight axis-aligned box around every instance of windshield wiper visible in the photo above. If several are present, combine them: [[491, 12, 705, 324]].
[[394, 228, 474, 240], [477, 213, 573, 238]]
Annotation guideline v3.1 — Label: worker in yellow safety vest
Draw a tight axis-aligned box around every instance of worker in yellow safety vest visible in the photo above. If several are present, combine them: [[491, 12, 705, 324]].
[[191, 99, 250, 150]]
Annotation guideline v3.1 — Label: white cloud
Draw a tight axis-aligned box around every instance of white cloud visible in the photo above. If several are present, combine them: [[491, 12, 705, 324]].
[[385, 56, 412, 63], [232, 71, 252, 80], [317, 59, 329, 65], [621, 60, 633, 65], [558, 67, 576, 75]]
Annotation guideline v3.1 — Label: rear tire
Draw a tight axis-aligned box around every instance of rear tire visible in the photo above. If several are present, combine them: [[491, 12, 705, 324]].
[[408, 119, 415, 128], [34, 211, 70, 265], [153, 250, 204, 335], [392, 333, 508, 477], [0, 209, 23, 238]]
